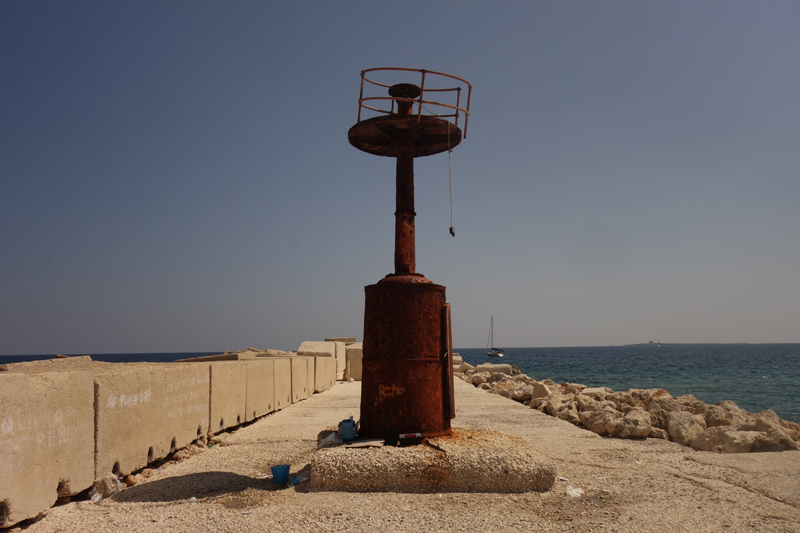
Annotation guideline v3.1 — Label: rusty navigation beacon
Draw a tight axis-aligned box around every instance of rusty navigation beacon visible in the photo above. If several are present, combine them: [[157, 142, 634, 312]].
[[348, 68, 472, 438]]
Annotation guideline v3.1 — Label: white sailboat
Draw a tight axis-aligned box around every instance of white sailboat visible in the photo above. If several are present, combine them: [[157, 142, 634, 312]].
[[486, 316, 504, 358]]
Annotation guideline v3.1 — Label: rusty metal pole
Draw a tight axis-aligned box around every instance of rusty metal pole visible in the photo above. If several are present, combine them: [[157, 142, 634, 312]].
[[394, 148, 415, 275], [393, 89, 417, 276]]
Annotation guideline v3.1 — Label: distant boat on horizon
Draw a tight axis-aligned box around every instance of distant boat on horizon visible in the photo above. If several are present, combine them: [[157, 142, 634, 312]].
[[486, 316, 504, 358]]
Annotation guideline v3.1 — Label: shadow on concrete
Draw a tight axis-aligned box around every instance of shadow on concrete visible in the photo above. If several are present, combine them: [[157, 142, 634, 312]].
[[112, 471, 291, 503]]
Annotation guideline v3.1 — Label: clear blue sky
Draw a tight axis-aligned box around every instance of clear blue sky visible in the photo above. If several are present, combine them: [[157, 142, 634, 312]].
[[2, 1, 798, 355]]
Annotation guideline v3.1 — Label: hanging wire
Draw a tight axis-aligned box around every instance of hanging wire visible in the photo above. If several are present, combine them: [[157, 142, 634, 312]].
[[447, 118, 455, 237], [418, 102, 456, 237]]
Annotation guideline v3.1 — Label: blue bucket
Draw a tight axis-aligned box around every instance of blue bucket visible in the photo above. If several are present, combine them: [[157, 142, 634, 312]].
[[271, 464, 290, 484], [338, 419, 357, 442]]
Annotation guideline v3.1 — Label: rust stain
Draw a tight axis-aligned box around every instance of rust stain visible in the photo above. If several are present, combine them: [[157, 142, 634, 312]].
[[420, 452, 448, 492]]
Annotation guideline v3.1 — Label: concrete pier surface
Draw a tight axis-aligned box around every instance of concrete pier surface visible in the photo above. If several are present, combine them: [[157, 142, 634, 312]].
[[19, 379, 800, 532]]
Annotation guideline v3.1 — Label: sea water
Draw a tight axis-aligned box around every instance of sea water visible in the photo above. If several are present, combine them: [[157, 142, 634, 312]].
[[458, 344, 800, 424]]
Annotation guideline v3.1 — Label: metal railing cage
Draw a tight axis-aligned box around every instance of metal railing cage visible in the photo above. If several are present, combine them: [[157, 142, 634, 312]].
[[357, 68, 472, 138]]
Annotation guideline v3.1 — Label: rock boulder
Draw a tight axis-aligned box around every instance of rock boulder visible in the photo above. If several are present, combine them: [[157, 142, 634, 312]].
[[581, 387, 611, 401], [667, 411, 707, 447], [457, 362, 475, 373], [470, 372, 490, 386], [705, 400, 754, 428], [561, 383, 587, 395], [674, 394, 710, 416], [579, 409, 623, 436], [530, 382, 551, 400], [614, 409, 652, 439], [649, 427, 669, 439], [474, 363, 513, 376], [691, 427, 729, 452], [752, 429, 800, 453], [647, 409, 669, 431], [722, 431, 762, 453], [555, 402, 581, 426]]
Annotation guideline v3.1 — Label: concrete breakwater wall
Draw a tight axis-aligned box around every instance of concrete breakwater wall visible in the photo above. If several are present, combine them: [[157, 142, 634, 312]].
[[0, 347, 341, 528]]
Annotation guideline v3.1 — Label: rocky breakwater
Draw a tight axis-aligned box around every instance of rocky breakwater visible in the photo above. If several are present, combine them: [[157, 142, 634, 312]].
[[456, 363, 800, 454]]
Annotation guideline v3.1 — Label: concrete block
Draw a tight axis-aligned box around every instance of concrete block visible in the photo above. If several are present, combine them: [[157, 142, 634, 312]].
[[209, 362, 247, 434], [325, 337, 357, 344], [177, 352, 254, 362], [304, 356, 315, 395], [291, 357, 312, 403], [245, 359, 274, 422], [331, 342, 346, 380], [273, 358, 292, 410], [314, 356, 336, 392], [346, 343, 363, 381], [0, 371, 94, 528], [161, 363, 209, 451], [94, 365, 167, 478], [259, 349, 294, 356], [297, 341, 335, 358], [0, 355, 94, 373]]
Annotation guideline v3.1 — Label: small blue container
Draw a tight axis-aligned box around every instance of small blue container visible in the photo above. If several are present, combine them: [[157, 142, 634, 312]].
[[271, 464, 290, 484], [338, 419, 358, 442]]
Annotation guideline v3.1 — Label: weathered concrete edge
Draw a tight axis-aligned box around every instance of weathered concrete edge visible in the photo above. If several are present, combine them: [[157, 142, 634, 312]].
[[0, 350, 338, 528]]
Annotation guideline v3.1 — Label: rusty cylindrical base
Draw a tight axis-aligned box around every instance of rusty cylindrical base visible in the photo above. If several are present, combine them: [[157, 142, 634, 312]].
[[360, 275, 451, 439]]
